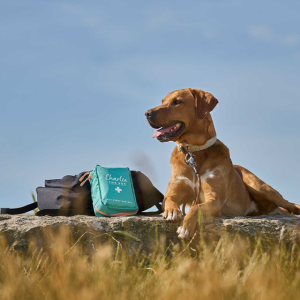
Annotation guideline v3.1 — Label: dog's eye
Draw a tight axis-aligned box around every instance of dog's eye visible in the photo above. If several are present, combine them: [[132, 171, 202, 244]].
[[172, 100, 181, 106]]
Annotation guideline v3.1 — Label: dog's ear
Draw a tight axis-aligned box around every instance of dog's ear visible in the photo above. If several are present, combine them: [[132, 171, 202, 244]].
[[189, 88, 218, 119]]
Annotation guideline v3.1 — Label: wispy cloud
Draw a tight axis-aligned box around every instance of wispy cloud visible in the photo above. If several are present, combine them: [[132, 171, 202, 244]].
[[146, 8, 175, 30], [60, 3, 103, 28], [292, 52, 300, 62], [280, 34, 299, 46], [200, 28, 218, 39], [248, 25, 273, 40], [248, 25, 299, 46], [59, 3, 137, 45]]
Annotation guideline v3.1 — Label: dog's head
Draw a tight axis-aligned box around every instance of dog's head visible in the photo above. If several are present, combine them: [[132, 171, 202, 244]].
[[145, 88, 218, 143]]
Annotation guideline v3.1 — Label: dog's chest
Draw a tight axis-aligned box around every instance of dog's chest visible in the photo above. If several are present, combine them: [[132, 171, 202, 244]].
[[200, 169, 216, 181], [175, 168, 217, 200], [175, 175, 196, 190]]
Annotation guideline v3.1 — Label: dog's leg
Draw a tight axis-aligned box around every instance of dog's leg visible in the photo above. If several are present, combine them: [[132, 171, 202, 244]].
[[234, 165, 300, 215], [163, 174, 196, 221], [268, 207, 290, 215], [177, 178, 225, 239], [177, 200, 222, 239]]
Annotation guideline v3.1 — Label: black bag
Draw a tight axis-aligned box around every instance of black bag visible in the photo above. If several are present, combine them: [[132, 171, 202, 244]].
[[0, 171, 163, 216]]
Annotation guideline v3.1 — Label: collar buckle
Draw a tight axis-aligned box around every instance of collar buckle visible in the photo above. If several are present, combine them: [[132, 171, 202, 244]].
[[177, 145, 185, 153]]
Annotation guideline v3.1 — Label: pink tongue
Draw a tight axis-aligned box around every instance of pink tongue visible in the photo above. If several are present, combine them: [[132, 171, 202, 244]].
[[152, 124, 176, 138]]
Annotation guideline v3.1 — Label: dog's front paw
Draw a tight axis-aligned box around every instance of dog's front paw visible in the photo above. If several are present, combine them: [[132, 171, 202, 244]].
[[163, 208, 182, 221], [176, 226, 190, 239], [177, 206, 199, 239]]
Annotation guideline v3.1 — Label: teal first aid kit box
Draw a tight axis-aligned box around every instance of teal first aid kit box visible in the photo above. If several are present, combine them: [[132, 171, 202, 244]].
[[89, 165, 139, 217]]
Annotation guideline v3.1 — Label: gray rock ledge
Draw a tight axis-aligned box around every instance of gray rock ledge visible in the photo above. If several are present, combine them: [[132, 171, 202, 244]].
[[0, 214, 300, 254]]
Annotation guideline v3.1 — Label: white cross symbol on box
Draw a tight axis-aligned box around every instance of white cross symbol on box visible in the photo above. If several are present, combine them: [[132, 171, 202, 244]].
[[115, 187, 122, 193]]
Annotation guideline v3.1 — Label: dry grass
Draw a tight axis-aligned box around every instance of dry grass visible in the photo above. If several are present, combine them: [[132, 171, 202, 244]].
[[0, 227, 300, 300]]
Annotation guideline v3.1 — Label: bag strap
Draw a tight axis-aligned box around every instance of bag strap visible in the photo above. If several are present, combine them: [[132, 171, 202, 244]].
[[0, 202, 162, 216], [35, 209, 95, 216], [0, 202, 38, 215]]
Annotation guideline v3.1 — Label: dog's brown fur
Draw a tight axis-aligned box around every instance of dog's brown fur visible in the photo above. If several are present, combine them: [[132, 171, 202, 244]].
[[146, 88, 300, 239]]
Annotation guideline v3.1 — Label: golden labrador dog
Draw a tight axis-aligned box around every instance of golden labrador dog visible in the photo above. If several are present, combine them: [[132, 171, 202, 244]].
[[145, 88, 300, 239]]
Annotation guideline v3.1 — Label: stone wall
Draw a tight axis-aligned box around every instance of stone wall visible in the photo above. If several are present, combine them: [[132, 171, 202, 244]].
[[1, 214, 300, 254]]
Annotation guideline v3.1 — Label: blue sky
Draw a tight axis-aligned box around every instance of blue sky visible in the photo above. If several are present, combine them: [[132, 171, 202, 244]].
[[1, 0, 299, 209]]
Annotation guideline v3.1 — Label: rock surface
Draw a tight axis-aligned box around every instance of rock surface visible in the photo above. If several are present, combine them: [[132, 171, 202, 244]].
[[0, 214, 300, 254]]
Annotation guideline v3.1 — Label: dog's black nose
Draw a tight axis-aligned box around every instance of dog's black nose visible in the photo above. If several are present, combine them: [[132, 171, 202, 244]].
[[145, 109, 154, 118]]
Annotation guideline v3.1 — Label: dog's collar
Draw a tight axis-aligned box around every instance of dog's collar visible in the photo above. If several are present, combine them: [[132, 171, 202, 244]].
[[177, 136, 217, 153]]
